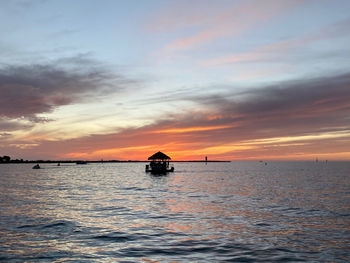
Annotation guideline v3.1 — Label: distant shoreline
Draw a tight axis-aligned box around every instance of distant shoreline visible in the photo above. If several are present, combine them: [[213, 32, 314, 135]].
[[1, 160, 231, 164]]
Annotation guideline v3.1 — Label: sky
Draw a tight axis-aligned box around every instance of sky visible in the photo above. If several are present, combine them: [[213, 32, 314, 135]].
[[1, 0, 350, 161]]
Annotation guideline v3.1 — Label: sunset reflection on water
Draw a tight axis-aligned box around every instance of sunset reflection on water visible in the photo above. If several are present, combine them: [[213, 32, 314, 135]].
[[0, 162, 349, 262]]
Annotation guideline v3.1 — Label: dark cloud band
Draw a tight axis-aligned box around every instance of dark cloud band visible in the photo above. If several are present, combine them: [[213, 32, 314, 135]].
[[0, 57, 130, 120]]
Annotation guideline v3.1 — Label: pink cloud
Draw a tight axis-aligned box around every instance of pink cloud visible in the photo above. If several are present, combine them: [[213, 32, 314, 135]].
[[202, 17, 350, 66], [145, 0, 214, 32], [162, 0, 305, 53]]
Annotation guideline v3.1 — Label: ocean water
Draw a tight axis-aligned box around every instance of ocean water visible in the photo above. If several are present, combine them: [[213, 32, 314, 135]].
[[0, 161, 349, 262]]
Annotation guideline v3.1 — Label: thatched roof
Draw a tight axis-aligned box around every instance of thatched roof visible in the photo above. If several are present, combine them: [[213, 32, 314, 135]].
[[148, 151, 171, 160]]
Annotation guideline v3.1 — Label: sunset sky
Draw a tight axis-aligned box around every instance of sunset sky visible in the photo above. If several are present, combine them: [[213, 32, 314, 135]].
[[1, 0, 350, 161]]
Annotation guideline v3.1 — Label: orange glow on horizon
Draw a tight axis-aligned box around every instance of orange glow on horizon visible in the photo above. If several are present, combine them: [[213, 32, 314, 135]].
[[152, 125, 232, 134], [60, 134, 350, 161]]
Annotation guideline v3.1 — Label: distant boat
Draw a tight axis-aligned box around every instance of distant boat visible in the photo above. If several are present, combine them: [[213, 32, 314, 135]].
[[32, 164, 40, 169], [145, 151, 174, 174], [76, 161, 87, 165]]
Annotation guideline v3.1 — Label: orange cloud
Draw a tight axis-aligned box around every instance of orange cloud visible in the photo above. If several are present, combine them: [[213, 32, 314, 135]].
[[4, 72, 350, 161], [152, 124, 232, 134]]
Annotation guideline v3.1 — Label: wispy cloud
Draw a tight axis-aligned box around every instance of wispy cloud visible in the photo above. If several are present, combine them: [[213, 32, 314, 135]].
[[159, 0, 304, 53], [145, 0, 215, 32], [202, 17, 350, 66], [0, 119, 33, 132], [0, 55, 134, 121]]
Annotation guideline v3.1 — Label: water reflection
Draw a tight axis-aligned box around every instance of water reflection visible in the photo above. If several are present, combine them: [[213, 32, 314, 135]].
[[0, 162, 349, 262]]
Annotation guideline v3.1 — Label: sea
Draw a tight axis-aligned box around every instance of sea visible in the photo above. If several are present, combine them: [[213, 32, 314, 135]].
[[0, 161, 349, 262]]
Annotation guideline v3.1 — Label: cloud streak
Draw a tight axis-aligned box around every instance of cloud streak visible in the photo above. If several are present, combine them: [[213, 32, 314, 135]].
[[6, 72, 350, 160], [0, 119, 33, 132], [160, 0, 304, 53], [0, 56, 132, 120], [202, 17, 350, 66], [185, 73, 350, 143]]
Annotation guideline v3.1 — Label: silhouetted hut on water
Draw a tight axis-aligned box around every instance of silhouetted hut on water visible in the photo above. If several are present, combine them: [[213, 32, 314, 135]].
[[146, 151, 174, 174]]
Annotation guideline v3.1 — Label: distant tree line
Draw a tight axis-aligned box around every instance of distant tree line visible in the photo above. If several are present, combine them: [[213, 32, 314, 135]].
[[0, 156, 57, 163], [0, 156, 25, 163], [0, 155, 11, 162]]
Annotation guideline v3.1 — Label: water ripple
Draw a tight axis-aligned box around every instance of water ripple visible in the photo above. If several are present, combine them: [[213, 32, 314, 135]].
[[0, 162, 349, 262]]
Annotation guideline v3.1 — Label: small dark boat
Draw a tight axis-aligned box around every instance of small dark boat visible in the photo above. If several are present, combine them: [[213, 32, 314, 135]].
[[76, 161, 87, 165], [32, 164, 40, 169], [145, 151, 174, 174]]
